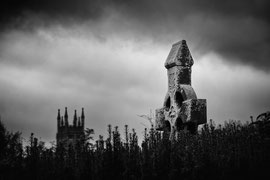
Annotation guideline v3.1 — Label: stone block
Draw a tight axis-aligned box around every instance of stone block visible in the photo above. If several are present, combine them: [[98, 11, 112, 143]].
[[179, 99, 206, 125]]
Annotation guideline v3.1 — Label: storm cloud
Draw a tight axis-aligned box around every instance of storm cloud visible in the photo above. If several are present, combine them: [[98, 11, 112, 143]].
[[0, 0, 270, 143], [1, 0, 270, 70]]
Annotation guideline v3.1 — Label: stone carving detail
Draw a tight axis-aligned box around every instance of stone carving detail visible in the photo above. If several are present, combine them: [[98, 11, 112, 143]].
[[155, 40, 207, 138]]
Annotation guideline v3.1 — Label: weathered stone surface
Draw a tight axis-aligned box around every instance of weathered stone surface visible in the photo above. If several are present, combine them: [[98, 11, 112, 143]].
[[179, 99, 207, 124], [155, 108, 165, 130], [180, 85, 197, 100], [155, 40, 207, 136], [165, 40, 194, 69]]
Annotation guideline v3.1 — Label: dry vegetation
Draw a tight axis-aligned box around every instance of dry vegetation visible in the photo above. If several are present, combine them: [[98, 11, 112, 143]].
[[0, 119, 270, 180]]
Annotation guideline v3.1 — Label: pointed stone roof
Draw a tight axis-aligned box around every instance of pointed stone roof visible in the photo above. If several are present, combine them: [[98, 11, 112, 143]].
[[164, 40, 194, 69]]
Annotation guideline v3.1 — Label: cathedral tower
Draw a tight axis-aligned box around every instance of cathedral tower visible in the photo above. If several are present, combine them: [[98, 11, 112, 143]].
[[56, 107, 85, 147]]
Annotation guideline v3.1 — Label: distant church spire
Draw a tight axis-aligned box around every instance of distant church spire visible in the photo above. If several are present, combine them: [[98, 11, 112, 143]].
[[81, 108, 85, 128], [64, 107, 69, 126], [57, 109, 61, 120], [73, 110, 77, 127], [57, 109, 61, 129]]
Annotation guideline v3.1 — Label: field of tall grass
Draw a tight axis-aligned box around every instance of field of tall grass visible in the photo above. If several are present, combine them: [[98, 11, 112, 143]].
[[0, 119, 270, 180]]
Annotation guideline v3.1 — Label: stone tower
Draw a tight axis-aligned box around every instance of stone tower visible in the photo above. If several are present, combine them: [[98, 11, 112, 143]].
[[155, 40, 206, 137], [56, 107, 85, 147]]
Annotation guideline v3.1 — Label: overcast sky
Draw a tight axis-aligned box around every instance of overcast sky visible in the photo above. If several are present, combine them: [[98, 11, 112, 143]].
[[0, 0, 270, 144]]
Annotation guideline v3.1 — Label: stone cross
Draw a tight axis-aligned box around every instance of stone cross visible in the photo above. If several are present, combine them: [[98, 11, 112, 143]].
[[155, 40, 206, 138]]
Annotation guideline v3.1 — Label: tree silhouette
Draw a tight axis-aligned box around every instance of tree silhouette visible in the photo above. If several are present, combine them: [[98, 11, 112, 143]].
[[0, 119, 270, 180]]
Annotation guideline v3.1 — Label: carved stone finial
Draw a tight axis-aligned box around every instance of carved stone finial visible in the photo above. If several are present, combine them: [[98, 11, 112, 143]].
[[165, 40, 194, 69]]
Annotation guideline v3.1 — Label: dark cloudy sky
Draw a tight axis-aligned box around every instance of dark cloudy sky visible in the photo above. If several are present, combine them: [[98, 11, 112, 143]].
[[0, 0, 270, 143]]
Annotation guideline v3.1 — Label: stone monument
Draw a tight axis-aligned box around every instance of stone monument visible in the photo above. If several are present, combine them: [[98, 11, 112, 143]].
[[155, 40, 206, 138]]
